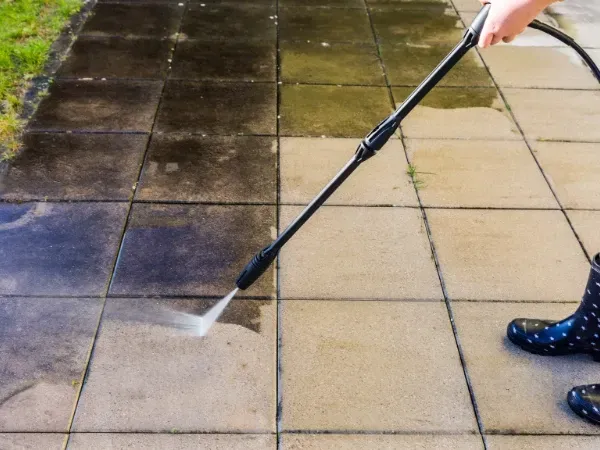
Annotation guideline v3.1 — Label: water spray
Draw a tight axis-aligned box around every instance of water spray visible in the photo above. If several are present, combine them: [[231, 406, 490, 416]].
[[203, 4, 600, 336]]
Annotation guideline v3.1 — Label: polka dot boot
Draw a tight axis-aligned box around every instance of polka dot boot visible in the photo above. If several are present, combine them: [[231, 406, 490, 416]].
[[568, 384, 600, 426], [507, 253, 600, 361]]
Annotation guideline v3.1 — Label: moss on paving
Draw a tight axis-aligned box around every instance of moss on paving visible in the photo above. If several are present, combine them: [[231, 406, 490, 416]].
[[1, 0, 82, 161], [393, 86, 504, 111]]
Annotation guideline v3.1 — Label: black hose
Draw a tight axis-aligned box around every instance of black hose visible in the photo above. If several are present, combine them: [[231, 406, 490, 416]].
[[527, 19, 600, 83]]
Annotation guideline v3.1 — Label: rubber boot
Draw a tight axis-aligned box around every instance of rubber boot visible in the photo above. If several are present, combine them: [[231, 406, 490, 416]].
[[568, 384, 600, 426], [507, 253, 600, 360]]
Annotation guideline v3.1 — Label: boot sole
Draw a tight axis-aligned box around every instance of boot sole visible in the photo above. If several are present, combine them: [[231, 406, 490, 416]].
[[507, 329, 600, 361]]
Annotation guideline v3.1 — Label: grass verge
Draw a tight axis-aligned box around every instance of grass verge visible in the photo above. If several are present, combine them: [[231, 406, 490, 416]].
[[1, 0, 82, 161]]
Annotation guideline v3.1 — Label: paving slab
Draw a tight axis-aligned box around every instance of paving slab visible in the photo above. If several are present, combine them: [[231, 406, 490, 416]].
[[281, 433, 482, 449], [503, 88, 600, 142], [0, 133, 148, 201], [393, 87, 520, 140], [155, 80, 276, 134], [370, 5, 464, 45], [280, 137, 418, 206], [181, 5, 276, 42], [279, 206, 442, 299], [28, 80, 163, 132], [281, 301, 477, 431], [56, 36, 173, 79], [280, 0, 365, 7], [381, 43, 493, 87], [479, 45, 600, 89], [368, 0, 453, 6], [426, 209, 589, 301], [566, 210, 600, 258], [81, 3, 184, 38], [545, 0, 600, 48], [280, 85, 392, 137], [280, 41, 385, 85], [0, 298, 102, 431], [68, 433, 275, 449], [109, 203, 276, 298], [0, 202, 127, 296], [170, 40, 276, 82], [279, 7, 373, 43], [405, 139, 558, 208], [0, 434, 66, 450], [137, 135, 277, 203], [453, 302, 600, 434], [533, 141, 600, 209], [452, 0, 480, 12], [73, 298, 276, 432], [486, 435, 600, 449]]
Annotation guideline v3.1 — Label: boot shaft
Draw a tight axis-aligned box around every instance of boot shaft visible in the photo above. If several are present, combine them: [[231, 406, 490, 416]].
[[581, 253, 600, 311]]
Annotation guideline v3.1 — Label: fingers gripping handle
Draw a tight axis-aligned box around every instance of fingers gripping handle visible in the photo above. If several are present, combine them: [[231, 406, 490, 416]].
[[469, 3, 492, 39]]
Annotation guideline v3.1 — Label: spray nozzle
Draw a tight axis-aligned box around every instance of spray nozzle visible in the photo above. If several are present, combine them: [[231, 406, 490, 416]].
[[236, 245, 278, 290]]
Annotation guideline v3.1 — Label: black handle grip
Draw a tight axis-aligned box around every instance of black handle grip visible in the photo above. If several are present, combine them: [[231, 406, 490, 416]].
[[469, 3, 491, 38]]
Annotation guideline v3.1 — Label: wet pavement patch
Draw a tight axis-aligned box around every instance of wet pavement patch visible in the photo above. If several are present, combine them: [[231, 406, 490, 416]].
[[0, 297, 102, 431], [394, 86, 502, 110], [280, 84, 392, 137], [381, 43, 493, 87], [28, 80, 163, 132], [279, 7, 373, 42], [280, 41, 385, 85], [368, 0, 453, 5], [0, 133, 148, 201], [181, 5, 276, 42], [370, 5, 464, 45], [109, 203, 276, 298], [170, 40, 276, 82], [56, 36, 173, 79], [155, 80, 277, 134], [280, 0, 365, 6], [137, 134, 277, 203], [80, 3, 184, 38], [0, 202, 128, 296]]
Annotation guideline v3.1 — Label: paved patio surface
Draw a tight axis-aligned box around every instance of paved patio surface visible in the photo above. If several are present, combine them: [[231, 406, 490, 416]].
[[0, 0, 600, 448]]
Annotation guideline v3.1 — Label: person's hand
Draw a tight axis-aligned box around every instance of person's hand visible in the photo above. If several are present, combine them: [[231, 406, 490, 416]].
[[477, 0, 557, 48]]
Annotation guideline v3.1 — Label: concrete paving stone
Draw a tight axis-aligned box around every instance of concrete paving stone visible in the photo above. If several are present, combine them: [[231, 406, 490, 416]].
[[280, 85, 392, 137], [137, 134, 277, 203], [503, 89, 600, 142], [28, 80, 163, 132], [279, 7, 373, 43], [282, 434, 483, 449], [0, 298, 102, 431], [181, 4, 276, 42], [281, 0, 365, 6], [280, 41, 385, 85], [545, 0, 600, 49], [0, 133, 148, 201], [370, 5, 464, 46], [566, 210, 600, 258], [486, 435, 600, 449], [56, 36, 172, 79], [68, 433, 275, 449], [405, 139, 558, 208], [368, 0, 453, 7], [0, 202, 128, 296], [427, 209, 590, 301], [109, 204, 276, 298], [72, 298, 276, 432], [279, 206, 442, 299], [281, 301, 477, 431], [479, 45, 600, 89], [155, 80, 276, 134], [280, 137, 418, 206], [81, 3, 183, 38], [393, 87, 520, 140], [381, 43, 493, 87], [0, 434, 66, 449], [453, 302, 600, 434], [170, 40, 276, 82], [452, 0, 480, 11], [533, 141, 600, 209]]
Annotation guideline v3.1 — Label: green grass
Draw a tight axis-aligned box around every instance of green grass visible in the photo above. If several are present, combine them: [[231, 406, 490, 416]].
[[0, 0, 82, 161]]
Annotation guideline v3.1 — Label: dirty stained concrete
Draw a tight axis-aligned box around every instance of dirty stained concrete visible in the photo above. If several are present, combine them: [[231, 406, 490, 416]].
[[0, 0, 599, 448]]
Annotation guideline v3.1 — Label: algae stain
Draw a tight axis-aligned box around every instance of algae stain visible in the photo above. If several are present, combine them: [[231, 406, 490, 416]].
[[394, 87, 503, 111]]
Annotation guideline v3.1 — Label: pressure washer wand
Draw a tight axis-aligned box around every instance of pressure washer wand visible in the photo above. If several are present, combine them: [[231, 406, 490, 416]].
[[235, 3, 492, 290]]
